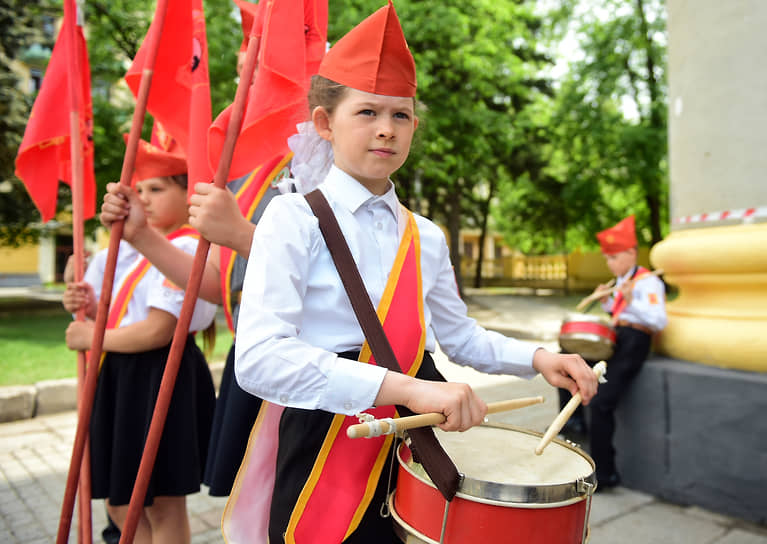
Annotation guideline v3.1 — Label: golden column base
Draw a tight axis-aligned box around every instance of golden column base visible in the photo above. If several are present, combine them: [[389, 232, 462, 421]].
[[650, 222, 767, 372]]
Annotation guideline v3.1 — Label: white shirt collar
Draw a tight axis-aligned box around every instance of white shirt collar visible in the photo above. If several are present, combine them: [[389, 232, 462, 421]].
[[323, 165, 400, 221], [618, 265, 638, 283]]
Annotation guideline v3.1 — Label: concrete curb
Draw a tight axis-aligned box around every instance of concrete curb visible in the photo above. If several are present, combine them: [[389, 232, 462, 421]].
[[0, 361, 226, 423]]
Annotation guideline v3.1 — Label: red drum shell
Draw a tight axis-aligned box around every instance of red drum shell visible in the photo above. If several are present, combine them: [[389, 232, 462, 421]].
[[391, 425, 595, 544], [559, 316, 616, 361]]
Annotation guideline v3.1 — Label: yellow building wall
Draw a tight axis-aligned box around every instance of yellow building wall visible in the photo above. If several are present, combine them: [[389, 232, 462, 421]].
[[0, 245, 39, 274]]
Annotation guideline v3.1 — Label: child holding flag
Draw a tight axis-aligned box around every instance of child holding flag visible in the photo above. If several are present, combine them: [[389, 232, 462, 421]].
[[64, 140, 217, 543], [230, 2, 599, 542], [99, 0, 330, 500]]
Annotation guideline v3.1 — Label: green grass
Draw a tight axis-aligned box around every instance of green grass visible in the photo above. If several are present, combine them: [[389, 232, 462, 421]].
[[0, 300, 231, 387]]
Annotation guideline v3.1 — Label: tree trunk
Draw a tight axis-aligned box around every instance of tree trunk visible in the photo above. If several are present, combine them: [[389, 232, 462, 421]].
[[447, 188, 463, 297], [473, 197, 491, 289]]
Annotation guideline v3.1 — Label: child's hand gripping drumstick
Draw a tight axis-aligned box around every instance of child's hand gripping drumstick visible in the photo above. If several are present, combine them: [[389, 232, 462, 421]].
[[535, 361, 607, 455], [347, 396, 545, 439]]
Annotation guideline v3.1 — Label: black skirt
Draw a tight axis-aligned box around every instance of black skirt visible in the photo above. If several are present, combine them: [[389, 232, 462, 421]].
[[269, 351, 445, 543], [89, 335, 215, 506], [203, 343, 263, 496]]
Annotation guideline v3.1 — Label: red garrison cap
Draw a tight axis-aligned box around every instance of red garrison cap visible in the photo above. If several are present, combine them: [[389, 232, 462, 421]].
[[318, 0, 416, 97], [597, 215, 638, 254], [127, 137, 187, 186]]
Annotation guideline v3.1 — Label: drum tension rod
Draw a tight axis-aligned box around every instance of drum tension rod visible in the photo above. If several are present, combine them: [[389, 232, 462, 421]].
[[438, 474, 464, 544]]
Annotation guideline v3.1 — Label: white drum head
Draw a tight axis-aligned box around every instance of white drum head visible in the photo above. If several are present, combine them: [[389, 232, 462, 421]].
[[434, 425, 593, 486]]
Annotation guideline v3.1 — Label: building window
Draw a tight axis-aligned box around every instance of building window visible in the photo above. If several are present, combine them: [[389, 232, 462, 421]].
[[29, 68, 43, 92], [463, 240, 474, 258]]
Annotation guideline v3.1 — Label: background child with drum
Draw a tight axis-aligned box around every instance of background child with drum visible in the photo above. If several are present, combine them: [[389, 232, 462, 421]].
[[231, 2, 599, 542], [63, 139, 217, 543], [561, 215, 666, 490]]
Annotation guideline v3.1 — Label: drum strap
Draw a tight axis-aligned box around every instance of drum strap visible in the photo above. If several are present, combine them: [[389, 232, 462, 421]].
[[611, 265, 649, 318], [305, 189, 461, 502]]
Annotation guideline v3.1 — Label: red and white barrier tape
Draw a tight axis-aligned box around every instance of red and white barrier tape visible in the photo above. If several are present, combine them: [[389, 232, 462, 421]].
[[673, 206, 767, 224]]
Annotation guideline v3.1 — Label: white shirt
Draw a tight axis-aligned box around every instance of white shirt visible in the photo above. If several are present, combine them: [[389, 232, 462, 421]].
[[85, 240, 138, 302], [602, 266, 667, 331], [87, 236, 216, 332], [235, 166, 540, 416]]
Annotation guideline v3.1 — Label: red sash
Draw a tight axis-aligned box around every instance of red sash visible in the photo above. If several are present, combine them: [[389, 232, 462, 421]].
[[287, 210, 425, 543], [222, 209, 425, 543], [106, 226, 199, 330], [611, 265, 650, 320], [220, 153, 293, 334]]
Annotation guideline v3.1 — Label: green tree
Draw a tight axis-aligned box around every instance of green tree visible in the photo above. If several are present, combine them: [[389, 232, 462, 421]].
[[330, 0, 557, 289], [0, 0, 58, 246], [496, 0, 668, 252], [5, 0, 241, 243]]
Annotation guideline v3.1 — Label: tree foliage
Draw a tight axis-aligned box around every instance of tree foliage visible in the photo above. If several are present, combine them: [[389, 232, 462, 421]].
[[0, 0, 58, 245], [5, 0, 670, 267], [3, 0, 240, 245], [495, 0, 669, 252], [329, 0, 558, 288]]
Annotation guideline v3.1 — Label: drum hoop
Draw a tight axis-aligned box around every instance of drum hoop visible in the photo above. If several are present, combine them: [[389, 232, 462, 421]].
[[399, 423, 595, 505], [389, 492, 440, 544], [560, 322, 616, 342]]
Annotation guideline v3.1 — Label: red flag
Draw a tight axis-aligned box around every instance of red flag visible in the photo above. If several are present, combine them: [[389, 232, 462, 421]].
[[14, 3, 95, 223], [208, 0, 328, 180], [125, 0, 212, 192]]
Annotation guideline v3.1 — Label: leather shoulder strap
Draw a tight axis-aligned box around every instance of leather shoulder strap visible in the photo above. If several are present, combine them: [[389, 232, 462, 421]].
[[304, 189, 460, 501]]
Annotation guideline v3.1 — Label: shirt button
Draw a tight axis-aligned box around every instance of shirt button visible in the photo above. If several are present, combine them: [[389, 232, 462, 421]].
[[344, 401, 353, 410], [279, 394, 289, 404], [376, 222, 383, 230]]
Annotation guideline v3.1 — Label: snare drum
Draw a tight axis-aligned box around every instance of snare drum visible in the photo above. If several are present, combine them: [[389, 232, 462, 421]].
[[390, 425, 596, 544], [559, 314, 616, 361]]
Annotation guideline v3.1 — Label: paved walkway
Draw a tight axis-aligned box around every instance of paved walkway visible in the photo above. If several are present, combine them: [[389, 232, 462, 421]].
[[1, 289, 767, 542]]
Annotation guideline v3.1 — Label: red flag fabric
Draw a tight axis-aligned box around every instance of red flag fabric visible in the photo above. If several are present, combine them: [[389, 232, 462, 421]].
[[208, 0, 328, 180], [15, 2, 95, 223], [125, 0, 212, 193]]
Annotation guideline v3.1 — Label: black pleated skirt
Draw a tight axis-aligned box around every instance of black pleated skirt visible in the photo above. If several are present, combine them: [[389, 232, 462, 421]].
[[203, 343, 263, 496], [89, 335, 215, 506], [269, 351, 445, 543]]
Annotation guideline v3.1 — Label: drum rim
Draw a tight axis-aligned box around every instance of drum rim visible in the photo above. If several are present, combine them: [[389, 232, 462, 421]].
[[399, 423, 596, 505]]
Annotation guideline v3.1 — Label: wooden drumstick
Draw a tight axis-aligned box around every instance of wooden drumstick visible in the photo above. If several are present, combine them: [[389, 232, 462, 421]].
[[575, 269, 664, 311], [347, 396, 545, 439], [535, 361, 607, 455]]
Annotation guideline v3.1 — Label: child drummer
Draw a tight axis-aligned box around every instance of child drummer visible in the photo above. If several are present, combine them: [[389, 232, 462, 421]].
[[232, 2, 599, 542], [562, 215, 667, 490]]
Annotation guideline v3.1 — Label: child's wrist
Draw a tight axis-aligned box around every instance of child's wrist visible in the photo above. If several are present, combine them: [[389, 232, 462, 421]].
[[130, 224, 159, 249]]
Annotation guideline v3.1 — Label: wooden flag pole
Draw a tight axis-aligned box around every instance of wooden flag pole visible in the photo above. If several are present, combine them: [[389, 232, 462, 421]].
[[64, 2, 93, 541], [55, 1, 171, 542], [118, 22, 262, 544]]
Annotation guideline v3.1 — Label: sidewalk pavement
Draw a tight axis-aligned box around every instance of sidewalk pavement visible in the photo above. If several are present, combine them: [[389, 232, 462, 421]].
[[2, 288, 767, 543]]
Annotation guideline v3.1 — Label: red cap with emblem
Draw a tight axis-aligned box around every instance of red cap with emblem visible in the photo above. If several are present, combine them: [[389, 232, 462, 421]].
[[318, 0, 416, 97], [597, 215, 638, 254]]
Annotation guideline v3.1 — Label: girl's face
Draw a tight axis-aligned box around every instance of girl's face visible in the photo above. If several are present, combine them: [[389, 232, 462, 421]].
[[313, 88, 418, 195], [135, 177, 188, 235]]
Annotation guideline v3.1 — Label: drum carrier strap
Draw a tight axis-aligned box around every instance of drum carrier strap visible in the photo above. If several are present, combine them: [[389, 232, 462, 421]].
[[305, 189, 461, 502]]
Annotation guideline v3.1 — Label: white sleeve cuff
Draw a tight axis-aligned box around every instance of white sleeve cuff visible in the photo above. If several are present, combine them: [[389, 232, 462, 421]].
[[320, 358, 388, 415]]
